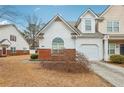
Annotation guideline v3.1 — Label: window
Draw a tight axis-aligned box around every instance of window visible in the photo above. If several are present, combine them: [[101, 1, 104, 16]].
[[23, 47, 27, 53], [85, 19, 91, 31], [52, 37, 64, 54], [11, 47, 16, 53], [107, 21, 119, 32], [113, 21, 119, 32], [107, 22, 112, 32], [109, 43, 116, 55], [10, 35, 16, 41]]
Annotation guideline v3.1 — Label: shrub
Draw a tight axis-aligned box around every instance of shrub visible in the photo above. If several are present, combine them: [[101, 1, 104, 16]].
[[40, 52, 90, 73], [110, 55, 124, 64], [30, 54, 38, 59], [75, 52, 90, 72]]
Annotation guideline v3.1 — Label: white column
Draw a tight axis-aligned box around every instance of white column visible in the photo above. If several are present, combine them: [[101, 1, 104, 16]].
[[103, 34, 109, 61], [104, 39, 109, 61]]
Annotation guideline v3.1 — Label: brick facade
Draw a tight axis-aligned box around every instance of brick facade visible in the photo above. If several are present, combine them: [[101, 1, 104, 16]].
[[0, 50, 2, 56], [37, 49, 51, 60], [37, 49, 76, 61], [0, 50, 29, 57], [7, 50, 29, 56]]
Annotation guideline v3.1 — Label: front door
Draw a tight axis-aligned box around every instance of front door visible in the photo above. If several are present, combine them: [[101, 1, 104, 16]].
[[2, 47, 7, 55], [120, 44, 124, 55]]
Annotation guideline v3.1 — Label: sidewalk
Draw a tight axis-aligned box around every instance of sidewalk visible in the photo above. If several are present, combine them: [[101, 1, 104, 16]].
[[91, 62, 124, 87]]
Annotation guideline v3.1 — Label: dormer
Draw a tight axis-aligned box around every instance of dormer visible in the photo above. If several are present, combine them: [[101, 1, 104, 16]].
[[76, 8, 98, 33]]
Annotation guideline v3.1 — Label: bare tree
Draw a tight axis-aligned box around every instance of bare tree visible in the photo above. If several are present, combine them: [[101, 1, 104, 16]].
[[23, 14, 43, 49], [0, 6, 43, 49]]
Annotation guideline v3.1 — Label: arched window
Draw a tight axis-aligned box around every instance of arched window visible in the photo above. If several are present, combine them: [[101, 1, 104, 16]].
[[52, 37, 64, 54]]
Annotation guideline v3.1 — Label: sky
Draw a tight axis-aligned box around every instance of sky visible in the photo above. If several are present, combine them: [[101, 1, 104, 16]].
[[0, 5, 108, 31]]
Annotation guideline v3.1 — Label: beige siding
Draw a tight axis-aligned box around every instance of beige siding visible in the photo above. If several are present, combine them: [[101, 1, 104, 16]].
[[99, 5, 124, 34]]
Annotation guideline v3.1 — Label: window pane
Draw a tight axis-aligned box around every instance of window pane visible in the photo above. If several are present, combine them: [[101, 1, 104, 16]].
[[86, 26, 91, 31], [114, 27, 119, 32], [107, 22, 112, 32], [113, 21, 119, 32], [107, 21, 119, 32], [14, 47, 16, 52], [107, 22, 112, 27], [85, 20, 91, 31], [109, 43, 115, 55], [52, 38, 64, 54], [11, 47, 13, 52], [110, 50, 115, 54], [114, 22, 119, 27], [109, 44, 115, 49], [52, 45, 57, 49], [11, 47, 16, 53], [107, 27, 112, 32]]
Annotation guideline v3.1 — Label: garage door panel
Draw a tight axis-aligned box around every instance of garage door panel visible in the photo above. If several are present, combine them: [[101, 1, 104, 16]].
[[81, 44, 99, 60]]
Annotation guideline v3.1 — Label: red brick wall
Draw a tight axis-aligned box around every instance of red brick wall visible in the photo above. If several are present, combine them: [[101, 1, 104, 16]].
[[37, 49, 76, 61], [0, 50, 2, 56], [37, 49, 51, 60], [7, 50, 29, 56], [0, 50, 29, 57]]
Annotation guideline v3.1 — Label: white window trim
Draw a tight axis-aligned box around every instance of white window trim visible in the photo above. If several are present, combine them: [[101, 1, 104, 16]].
[[52, 38, 64, 54], [23, 47, 27, 53], [107, 20, 120, 32], [108, 43, 116, 55], [11, 47, 16, 53], [85, 18, 92, 32]]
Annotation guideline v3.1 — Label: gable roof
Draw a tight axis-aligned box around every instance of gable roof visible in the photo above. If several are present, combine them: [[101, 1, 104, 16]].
[[0, 24, 29, 45], [36, 14, 81, 37], [0, 39, 11, 46], [75, 8, 98, 27], [68, 21, 76, 27], [99, 5, 111, 17], [0, 24, 12, 28], [80, 8, 98, 18]]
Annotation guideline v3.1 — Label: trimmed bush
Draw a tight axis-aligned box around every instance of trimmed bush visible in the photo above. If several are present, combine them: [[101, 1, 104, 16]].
[[110, 55, 124, 64], [30, 54, 38, 59]]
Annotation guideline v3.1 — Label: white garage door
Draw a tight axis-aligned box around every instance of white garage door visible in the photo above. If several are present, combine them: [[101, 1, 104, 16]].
[[81, 44, 99, 60]]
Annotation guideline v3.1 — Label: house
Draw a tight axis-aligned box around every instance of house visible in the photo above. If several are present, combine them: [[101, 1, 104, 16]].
[[0, 24, 29, 56], [98, 5, 124, 61], [36, 5, 124, 61]]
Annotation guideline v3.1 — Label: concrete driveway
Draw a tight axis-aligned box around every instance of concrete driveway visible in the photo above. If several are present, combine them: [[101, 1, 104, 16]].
[[91, 62, 124, 87]]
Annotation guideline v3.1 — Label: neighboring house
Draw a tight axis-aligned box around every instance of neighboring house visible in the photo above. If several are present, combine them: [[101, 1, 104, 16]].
[[0, 24, 29, 57], [98, 5, 124, 61], [35, 5, 124, 61]]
